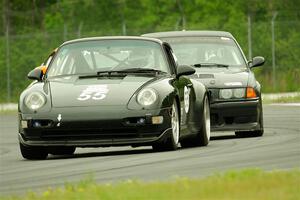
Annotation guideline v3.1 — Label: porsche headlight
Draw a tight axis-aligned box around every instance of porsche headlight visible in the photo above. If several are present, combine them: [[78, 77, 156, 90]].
[[137, 88, 157, 106], [25, 92, 46, 110], [219, 88, 246, 99]]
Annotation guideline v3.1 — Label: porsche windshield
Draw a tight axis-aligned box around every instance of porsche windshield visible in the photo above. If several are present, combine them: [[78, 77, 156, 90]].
[[163, 37, 247, 68], [47, 39, 169, 77]]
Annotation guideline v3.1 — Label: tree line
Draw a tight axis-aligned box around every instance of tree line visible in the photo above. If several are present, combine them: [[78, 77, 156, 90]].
[[0, 0, 299, 102]]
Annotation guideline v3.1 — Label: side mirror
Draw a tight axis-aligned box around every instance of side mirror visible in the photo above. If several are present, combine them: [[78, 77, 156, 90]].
[[250, 56, 265, 68], [176, 65, 195, 78], [27, 68, 43, 81]]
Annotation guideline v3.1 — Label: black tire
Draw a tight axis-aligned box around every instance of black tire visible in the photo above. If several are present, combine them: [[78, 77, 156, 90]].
[[152, 101, 180, 151], [198, 95, 210, 146], [48, 146, 76, 155], [181, 95, 210, 148], [19, 143, 48, 160]]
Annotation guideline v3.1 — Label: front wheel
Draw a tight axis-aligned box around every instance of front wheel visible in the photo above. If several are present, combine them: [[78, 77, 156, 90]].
[[153, 101, 180, 151], [19, 143, 48, 160]]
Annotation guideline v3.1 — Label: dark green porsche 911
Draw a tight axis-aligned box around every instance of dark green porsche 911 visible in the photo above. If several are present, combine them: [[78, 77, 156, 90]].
[[19, 36, 210, 160]]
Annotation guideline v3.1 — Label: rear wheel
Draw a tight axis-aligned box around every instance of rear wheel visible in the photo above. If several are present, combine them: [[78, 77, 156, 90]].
[[19, 143, 48, 160], [153, 101, 180, 151], [198, 95, 210, 146], [48, 146, 76, 155], [181, 95, 210, 147]]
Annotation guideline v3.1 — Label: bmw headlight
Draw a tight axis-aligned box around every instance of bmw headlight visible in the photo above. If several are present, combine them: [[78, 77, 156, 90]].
[[219, 88, 246, 99], [137, 88, 157, 106], [25, 92, 46, 110], [219, 89, 233, 99], [233, 88, 246, 98]]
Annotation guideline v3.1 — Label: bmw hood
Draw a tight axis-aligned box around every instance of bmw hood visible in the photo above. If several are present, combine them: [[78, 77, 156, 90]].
[[48, 76, 154, 107], [191, 68, 250, 88]]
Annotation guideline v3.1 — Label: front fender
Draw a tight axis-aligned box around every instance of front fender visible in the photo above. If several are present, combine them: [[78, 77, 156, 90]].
[[19, 81, 52, 114], [187, 79, 207, 133], [127, 78, 175, 110]]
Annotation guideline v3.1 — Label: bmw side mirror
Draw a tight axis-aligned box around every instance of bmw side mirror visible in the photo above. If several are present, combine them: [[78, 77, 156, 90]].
[[250, 56, 265, 68], [27, 68, 43, 81], [176, 65, 195, 78]]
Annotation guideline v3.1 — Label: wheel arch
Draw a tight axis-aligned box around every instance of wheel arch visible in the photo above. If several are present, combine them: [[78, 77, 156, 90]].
[[188, 79, 208, 132]]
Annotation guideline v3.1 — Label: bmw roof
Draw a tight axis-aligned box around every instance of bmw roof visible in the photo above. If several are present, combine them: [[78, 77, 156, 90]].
[[142, 30, 234, 39]]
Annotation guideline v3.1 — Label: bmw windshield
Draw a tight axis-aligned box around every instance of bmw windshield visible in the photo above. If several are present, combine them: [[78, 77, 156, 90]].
[[47, 39, 170, 77], [162, 37, 247, 69]]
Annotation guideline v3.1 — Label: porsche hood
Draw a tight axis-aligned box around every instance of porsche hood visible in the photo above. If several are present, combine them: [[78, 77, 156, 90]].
[[49, 76, 154, 107]]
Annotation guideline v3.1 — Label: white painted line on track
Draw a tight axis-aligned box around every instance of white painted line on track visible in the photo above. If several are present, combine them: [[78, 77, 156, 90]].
[[270, 103, 300, 106], [0, 103, 17, 111]]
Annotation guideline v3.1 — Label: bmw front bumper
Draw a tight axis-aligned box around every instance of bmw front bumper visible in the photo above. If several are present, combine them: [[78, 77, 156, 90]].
[[210, 99, 262, 132]]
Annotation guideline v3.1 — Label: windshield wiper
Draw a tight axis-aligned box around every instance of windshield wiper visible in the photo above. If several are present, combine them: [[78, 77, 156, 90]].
[[79, 70, 127, 79], [120, 68, 167, 74], [78, 68, 166, 79], [97, 70, 128, 75], [193, 63, 229, 68]]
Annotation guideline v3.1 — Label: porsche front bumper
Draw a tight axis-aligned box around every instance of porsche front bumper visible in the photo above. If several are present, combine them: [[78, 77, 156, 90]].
[[18, 106, 172, 147]]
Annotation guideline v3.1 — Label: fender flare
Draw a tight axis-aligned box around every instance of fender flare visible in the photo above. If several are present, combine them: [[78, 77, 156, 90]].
[[187, 79, 208, 133]]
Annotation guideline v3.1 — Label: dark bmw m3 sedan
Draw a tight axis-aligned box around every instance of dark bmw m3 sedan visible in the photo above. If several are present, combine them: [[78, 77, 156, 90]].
[[143, 31, 265, 137]]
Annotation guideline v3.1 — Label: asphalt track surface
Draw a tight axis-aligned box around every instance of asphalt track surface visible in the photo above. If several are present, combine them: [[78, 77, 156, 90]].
[[0, 105, 299, 195]]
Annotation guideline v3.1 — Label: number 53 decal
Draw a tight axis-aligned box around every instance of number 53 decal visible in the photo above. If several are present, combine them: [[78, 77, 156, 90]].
[[77, 85, 109, 101]]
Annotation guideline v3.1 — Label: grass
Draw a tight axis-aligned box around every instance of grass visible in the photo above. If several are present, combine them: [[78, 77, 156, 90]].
[[1, 169, 299, 200], [255, 69, 300, 93], [262, 94, 300, 104], [0, 110, 17, 115]]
